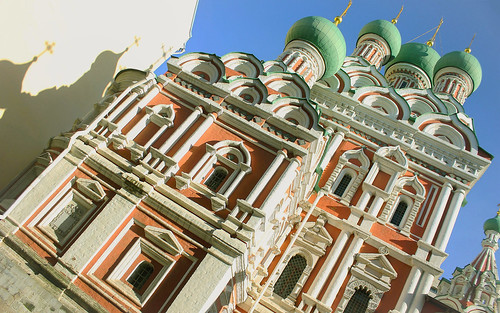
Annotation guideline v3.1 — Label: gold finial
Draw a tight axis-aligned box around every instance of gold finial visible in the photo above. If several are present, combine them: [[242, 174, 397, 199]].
[[125, 35, 142, 52], [426, 17, 443, 47], [334, 0, 352, 26], [465, 33, 476, 54], [392, 5, 404, 24], [496, 204, 500, 216], [33, 41, 56, 61]]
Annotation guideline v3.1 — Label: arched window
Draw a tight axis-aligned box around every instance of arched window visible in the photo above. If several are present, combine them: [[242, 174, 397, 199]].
[[334, 174, 353, 197], [127, 261, 154, 290], [344, 286, 372, 313], [204, 167, 228, 191], [390, 201, 408, 226], [274, 255, 307, 299]]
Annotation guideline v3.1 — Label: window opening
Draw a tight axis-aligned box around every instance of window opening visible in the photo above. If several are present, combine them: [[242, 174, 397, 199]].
[[274, 255, 307, 299], [127, 261, 154, 290], [390, 201, 408, 226], [400, 81, 408, 88], [205, 167, 228, 191], [334, 174, 352, 197], [344, 286, 372, 313]]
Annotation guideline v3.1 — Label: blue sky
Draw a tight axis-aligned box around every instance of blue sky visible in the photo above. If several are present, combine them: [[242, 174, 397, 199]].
[[171, 0, 500, 278]]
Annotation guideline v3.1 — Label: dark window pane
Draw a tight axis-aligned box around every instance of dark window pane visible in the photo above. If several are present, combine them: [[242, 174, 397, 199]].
[[334, 174, 352, 197], [274, 255, 307, 299], [127, 262, 154, 290], [205, 167, 228, 191], [344, 287, 372, 313], [390, 201, 408, 226]]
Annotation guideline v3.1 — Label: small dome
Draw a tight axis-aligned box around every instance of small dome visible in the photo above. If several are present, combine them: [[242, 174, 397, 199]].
[[386, 42, 440, 82], [285, 16, 346, 78], [357, 19, 401, 62], [434, 51, 482, 92], [484, 214, 500, 234]]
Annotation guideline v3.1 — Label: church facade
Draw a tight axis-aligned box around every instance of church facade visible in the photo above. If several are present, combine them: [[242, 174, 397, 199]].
[[0, 10, 495, 313]]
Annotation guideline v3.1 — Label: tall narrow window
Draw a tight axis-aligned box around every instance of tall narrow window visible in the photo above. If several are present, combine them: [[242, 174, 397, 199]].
[[127, 261, 154, 290], [334, 174, 352, 197], [274, 255, 307, 299], [390, 201, 408, 226], [205, 167, 228, 191], [344, 287, 372, 313]]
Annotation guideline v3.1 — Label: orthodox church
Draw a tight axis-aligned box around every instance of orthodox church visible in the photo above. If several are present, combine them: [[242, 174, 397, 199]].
[[0, 3, 497, 313]]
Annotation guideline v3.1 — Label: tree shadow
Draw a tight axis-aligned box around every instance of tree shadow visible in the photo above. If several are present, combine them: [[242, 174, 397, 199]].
[[0, 49, 124, 189]]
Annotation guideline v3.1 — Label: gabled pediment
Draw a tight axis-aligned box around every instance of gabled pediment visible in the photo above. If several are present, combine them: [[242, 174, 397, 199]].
[[145, 226, 184, 256], [76, 178, 106, 201], [356, 253, 397, 279], [351, 252, 397, 291]]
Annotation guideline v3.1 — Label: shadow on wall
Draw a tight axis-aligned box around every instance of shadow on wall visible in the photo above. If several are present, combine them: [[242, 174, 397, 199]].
[[0, 49, 124, 189]]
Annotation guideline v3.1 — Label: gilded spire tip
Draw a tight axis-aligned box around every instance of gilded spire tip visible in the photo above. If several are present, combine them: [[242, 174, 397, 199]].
[[465, 33, 476, 54], [426, 17, 443, 47], [392, 5, 404, 24], [334, 0, 352, 26]]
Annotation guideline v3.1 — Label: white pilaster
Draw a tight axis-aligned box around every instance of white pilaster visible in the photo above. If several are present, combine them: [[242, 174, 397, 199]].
[[407, 271, 435, 313], [321, 233, 365, 306], [305, 230, 351, 299], [393, 267, 422, 313], [246, 150, 287, 206], [434, 188, 466, 251], [259, 157, 300, 214], [421, 182, 453, 244], [318, 131, 345, 171]]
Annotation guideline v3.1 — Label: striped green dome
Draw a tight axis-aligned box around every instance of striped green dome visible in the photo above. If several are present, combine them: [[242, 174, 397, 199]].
[[285, 16, 346, 78], [386, 42, 440, 82], [484, 214, 500, 234], [434, 51, 482, 92], [357, 19, 401, 63]]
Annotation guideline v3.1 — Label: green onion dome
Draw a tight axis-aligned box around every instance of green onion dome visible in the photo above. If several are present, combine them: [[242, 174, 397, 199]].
[[386, 42, 440, 82], [484, 213, 500, 234], [285, 16, 346, 78], [357, 19, 401, 63], [434, 50, 482, 92]]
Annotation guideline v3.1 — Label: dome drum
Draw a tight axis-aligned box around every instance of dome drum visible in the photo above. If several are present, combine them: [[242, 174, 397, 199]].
[[385, 62, 433, 89], [385, 42, 440, 90], [353, 34, 392, 68], [284, 16, 346, 79], [355, 19, 402, 67], [433, 67, 473, 104], [433, 50, 482, 102], [278, 40, 326, 87]]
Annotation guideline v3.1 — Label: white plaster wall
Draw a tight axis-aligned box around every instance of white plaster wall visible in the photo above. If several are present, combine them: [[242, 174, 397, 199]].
[[0, 0, 198, 189]]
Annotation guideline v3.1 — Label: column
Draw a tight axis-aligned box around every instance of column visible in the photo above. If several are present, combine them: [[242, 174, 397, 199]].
[[115, 86, 159, 129], [246, 150, 287, 205], [304, 230, 351, 300], [367, 195, 385, 216], [161, 113, 217, 176], [222, 165, 250, 198], [318, 131, 345, 171], [407, 271, 435, 313], [393, 267, 423, 313], [157, 106, 203, 154], [421, 182, 453, 244], [321, 233, 366, 307], [355, 191, 372, 211], [434, 188, 466, 251], [259, 157, 300, 214]]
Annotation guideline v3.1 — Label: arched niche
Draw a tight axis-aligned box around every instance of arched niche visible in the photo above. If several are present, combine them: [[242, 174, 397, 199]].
[[261, 72, 309, 99], [177, 52, 225, 84], [228, 77, 268, 105], [221, 52, 264, 78]]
